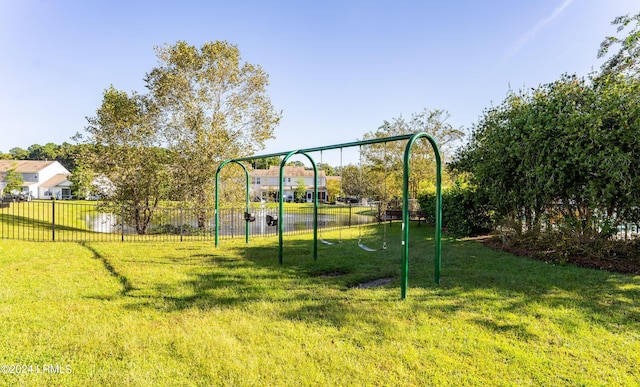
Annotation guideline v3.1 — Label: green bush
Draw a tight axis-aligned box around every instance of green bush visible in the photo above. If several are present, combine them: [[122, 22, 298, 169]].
[[452, 74, 640, 236], [419, 182, 494, 237]]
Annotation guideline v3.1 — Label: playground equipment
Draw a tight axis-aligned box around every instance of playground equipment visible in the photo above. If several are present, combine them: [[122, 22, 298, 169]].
[[214, 132, 442, 299], [266, 214, 278, 227], [357, 200, 388, 252]]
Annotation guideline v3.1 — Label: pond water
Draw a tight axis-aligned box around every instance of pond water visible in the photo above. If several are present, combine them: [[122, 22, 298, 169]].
[[214, 209, 374, 236], [86, 207, 376, 236]]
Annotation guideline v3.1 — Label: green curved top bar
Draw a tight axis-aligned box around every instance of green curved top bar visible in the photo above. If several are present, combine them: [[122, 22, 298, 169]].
[[214, 132, 442, 300], [278, 150, 318, 264], [402, 132, 442, 298], [214, 159, 251, 247]]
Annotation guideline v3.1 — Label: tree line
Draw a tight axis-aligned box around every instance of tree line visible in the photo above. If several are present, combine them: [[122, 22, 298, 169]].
[[1, 142, 84, 171]]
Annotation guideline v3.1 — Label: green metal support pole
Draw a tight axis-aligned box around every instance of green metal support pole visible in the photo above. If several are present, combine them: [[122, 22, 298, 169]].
[[401, 132, 443, 299], [311, 156, 318, 260], [214, 160, 251, 247], [279, 151, 298, 264], [241, 162, 251, 245], [214, 161, 229, 248], [214, 163, 223, 247]]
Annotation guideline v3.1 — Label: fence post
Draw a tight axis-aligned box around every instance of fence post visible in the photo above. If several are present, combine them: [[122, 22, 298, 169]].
[[121, 205, 125, 242], [51, 197, 55, 241], [179, 207, 183, 242]]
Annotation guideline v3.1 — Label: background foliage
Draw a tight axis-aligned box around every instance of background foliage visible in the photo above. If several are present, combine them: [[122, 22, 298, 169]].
[[419, 175, 494, 237], [452, 72, 640, 238]]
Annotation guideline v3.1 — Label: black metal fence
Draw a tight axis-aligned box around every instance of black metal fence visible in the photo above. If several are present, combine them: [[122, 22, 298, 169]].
[[0, 200, 379, 242]]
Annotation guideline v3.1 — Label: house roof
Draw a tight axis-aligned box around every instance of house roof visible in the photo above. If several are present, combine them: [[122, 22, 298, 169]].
[[0, 160, 58, 173], [40, 174, 72, 187]]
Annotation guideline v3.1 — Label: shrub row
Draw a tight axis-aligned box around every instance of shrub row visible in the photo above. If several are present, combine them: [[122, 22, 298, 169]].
[[419, 183, 494, 237]]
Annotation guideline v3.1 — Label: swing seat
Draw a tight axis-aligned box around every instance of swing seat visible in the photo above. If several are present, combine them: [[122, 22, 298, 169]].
[[319, 218, 339, 245], [266, 214, 278, 226], [358, 242, 377, 252], [244, 212, 256, 222]]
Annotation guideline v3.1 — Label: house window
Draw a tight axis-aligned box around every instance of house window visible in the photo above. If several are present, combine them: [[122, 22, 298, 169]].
[[256, 177, 261, 184]]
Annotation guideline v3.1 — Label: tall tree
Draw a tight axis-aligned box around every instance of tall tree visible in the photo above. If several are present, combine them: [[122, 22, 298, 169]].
[[27, 142, 59, 161], [68, 163, 95, 200], [251, 156, 282, 170], [294, 177, 307, 202], [56, 142, 83, 171], [325, 178, 341, 203], [9, 147, 28, 160], [340, 164, 365, 199], [2, 162, 24, 195], [79, 86, 169, 234], [145, 41, 281, 226], [317, 162, 336, 176], [362, 109, 464, 200], [598, 11, 640, 78]]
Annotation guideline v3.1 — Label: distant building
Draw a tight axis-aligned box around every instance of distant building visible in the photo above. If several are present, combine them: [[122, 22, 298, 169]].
[[250, 166, 338, 203], [0, 160, 72, 199]]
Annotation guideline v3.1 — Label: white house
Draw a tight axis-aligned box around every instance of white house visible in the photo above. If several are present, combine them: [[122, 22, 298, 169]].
[[0, 160, 72, 199], [250, 166, 338, 203]]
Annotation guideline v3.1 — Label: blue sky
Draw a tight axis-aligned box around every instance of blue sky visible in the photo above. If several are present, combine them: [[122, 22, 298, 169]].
[[1, 0, 638, 165]]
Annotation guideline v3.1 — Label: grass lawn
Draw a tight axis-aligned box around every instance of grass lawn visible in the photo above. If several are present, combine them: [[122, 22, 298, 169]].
[[0, 225, 639, 386]]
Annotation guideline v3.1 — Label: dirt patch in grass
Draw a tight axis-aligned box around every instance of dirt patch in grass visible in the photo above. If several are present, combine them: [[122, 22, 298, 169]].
[[354, 277, 394, 288]]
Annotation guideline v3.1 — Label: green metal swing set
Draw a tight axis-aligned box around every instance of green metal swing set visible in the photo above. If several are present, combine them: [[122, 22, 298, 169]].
[[214, 132, 442, 300]]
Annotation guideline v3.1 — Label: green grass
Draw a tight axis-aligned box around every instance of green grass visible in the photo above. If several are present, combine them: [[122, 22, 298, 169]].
[[1, 225, 639, 386]]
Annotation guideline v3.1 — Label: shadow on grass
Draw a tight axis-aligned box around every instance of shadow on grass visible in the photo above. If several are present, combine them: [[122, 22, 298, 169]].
[[256, 228, 638, 331], [469, 316, 540, 341], [92, 235, 391, 330], [78, 224, 640, 332], [0, 213, 92, 235], [79, 242, 135, 295]]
